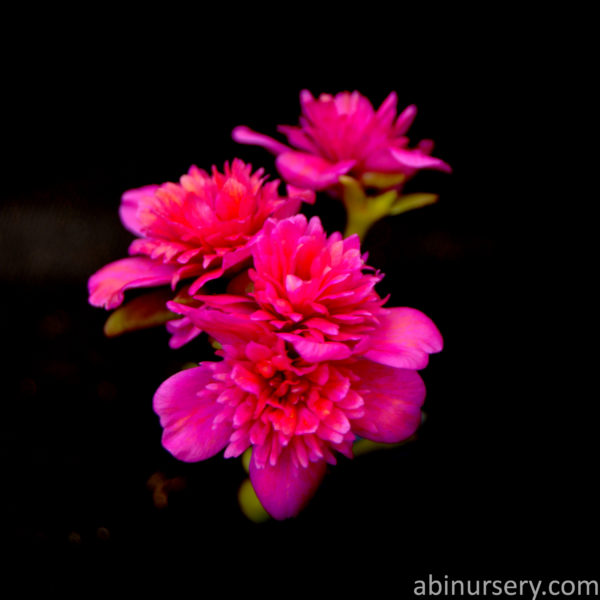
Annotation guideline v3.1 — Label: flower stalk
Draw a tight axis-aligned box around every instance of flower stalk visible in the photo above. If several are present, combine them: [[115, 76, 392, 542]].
[[340, 175, 439, 240]]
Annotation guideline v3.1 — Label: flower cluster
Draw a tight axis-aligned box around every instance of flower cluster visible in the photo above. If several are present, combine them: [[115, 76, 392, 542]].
[[89, 159, 313, 347], [88, 90, 448, 520], [233, 89, 451, 192]]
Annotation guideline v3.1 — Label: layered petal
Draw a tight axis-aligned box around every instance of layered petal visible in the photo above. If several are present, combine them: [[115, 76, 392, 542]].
[[249, 447, 327, 520], [88, 257, 178, 310], [153, 365, 233, 462], [350, 360, 426, 443]]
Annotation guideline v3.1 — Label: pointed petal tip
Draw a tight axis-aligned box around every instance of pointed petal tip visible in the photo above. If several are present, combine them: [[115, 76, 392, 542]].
[[250, 449, 327, 520], [232, 126, 290, 155]]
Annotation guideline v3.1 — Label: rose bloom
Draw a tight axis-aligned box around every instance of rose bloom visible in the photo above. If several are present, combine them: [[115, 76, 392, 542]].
[[88, 159, 313, 346], [232, 90, 451, 192], [154, 215, 442, 519]]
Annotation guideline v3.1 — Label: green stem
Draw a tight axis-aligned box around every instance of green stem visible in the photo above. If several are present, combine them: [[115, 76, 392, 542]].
[[340, 175, 398, 241]]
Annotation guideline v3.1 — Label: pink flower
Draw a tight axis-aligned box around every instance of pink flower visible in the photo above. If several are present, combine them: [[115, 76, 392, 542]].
[[232, 90, 451, 192], [88, 159, 314, 311], [154, 215, 442, 519]]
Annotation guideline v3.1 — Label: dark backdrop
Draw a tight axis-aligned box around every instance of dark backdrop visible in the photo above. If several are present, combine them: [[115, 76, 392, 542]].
[[2, 21, 595, 593]]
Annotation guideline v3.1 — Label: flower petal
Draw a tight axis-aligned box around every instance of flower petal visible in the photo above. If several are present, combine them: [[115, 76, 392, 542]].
[[153, 365, 233, 462], [232, 125, 291, 155], [169, 303, 269, 347], [119, 184, 159, 236], [350, 360, 426, 443], [390, 147, 452, 173], [88, 257, 178, 309], [278, 333, 352, 362], [394, 104, 417, 136], [250, 447, 326, 520], [359, 307, 443, 369], [276, 151, 355, 190]]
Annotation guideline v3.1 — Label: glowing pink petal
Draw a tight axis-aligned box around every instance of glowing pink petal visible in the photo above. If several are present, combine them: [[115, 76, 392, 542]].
[[250, 447, 327, 520], [88, 257, 177, 310], [119, 185, 159, 236], [279, 333, 352, 362], [232, 125, 291, 155], [394, 104, 417, 136], [390, 147, 452, 173], [153, 365, 233, 462], [359, 307, 443, 369], [375, 92, 399, 128], [350, 360, 425, 443], [276, 152, 355, 190]]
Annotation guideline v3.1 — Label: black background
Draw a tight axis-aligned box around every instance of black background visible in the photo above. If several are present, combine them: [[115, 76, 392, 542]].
[[2, 16, 596, 594]]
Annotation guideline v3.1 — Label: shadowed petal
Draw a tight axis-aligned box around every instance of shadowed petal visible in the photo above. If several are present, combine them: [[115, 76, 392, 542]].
[[359, 307, 443, 369], [250, 447, 326, 520], [351, 360, 425, 443], [103, 288, 176, 337], [276, 152, 355, 190], [88, 258, 178, 309], [153, 365, 233, 462]]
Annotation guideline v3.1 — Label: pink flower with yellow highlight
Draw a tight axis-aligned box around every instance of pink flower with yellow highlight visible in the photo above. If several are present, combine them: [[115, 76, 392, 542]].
[[88, 159, 313, 311], [154, 215, 442, 519], [232, 90, 451, 192]]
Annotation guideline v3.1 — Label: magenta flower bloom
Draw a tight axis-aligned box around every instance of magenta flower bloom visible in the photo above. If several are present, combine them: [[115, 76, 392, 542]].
[[232, 90, 451, 192], [154, 215, 442, 519], [88, 159, 314, 311]]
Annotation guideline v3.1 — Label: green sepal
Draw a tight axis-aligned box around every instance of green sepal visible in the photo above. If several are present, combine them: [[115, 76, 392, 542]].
[[104, 288, 178, 337]]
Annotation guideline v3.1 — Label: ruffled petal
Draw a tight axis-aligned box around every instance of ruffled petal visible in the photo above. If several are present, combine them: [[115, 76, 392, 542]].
[[359, 307, 443, 369], [88, 257, 178, 310], [119, 185, 159, 236], [276, 151, 355, 190], [350, 360, 426, 443], [232, 125, 291, 156], [153, 365, 233, 462], [250, 447, 327, 520]]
